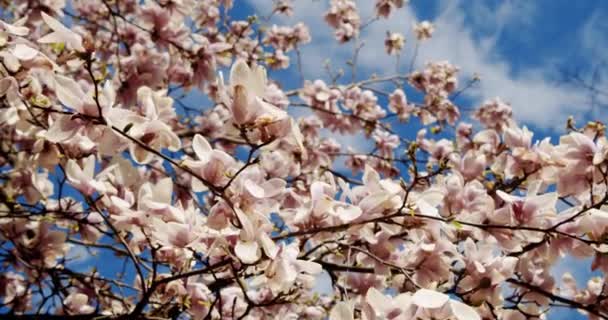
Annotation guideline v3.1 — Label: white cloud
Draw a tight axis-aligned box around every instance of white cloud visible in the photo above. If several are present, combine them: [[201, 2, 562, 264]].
[[248, 0, 590, 129]]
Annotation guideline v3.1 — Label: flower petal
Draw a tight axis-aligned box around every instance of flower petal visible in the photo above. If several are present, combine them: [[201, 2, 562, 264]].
[[450, 300, 480, 320], [411, 289, 449, 309], [192, 134, 212, 163], [11, 44, 38, 60], [235, 240, 260, 264]]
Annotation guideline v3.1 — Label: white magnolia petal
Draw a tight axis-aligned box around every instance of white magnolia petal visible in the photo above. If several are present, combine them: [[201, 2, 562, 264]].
[[496, 190, 518, 203], [229, 59, 251, 89], [11, 44, 38, 60], [261, 178, 286, 198], [234, 208, 255, 242], [450, 300, 480, 320], [362, 164, 380, 187], [249, 63, 267, 97], [244, 181, 265, 198], [1, 20, 29, 36], [336, 205, 362, 222], [191, 178, 209, 193], [65, 159, 85, 183], [83, 155, 96, 179], [366, 287, 392, 312], [295, 260, 322, 274], [235, 240, 260, 264], [45, 115, 80, 142], [40, 12, 85, 52], [154, 178, 174, 204], [419, 188, 444, 207], [417, 199, 439, 217], [55, 74, 85, 109], [329, 301, 354, 320], [192, 134, 212, 163], [411, 289, 449, 309], [258, 232, 278, 259]]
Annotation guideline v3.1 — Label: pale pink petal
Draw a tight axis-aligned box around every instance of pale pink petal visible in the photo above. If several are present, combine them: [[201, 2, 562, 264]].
[[66, 159, 86, 183], [39, 12, 85, 52], [450, 300, 480, 320], [336, 205, 362, 222], [295, 260, 322, 274], [44, 116, 82, 142], [329, 301, 354, 320], [192, 134, 212, 163], [366, 287, 391, 311], [1, 20, 29, 36], [411, 289, 449, 309], [258, 232, 278, 259], [55, 74, 87, 109], [235, 208, 255, 242], [235, 240, 260, 264], [11, 44, 38, 60], [244, 180, 265, 198], [82, 155, 96, 179]]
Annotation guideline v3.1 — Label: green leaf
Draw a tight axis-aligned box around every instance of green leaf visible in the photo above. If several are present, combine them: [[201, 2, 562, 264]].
[[452, 220, 463, 230]]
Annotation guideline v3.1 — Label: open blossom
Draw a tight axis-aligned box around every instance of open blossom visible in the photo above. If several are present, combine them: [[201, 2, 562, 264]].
[[414, 20, 435, 40], [375, 0, 406, 18], [125, 87, 181, 164], [38, 12, 85, 52], [62, 292, 95, 315], [331, 288, 480, 320], [139, 2, 189, 49], [384, 31, 405, 55], [325, 0, 360, 43], [473, 98, 514, 132], [251, 243, 321, 293], [183, 134, 236, 191], [66, 155, 107, 196], [220, 59, 287, 126], [273, 0, 294, 16], [263, 23, 311, 53], [388, 88, 413, 120], [218, 59, 305, 152]]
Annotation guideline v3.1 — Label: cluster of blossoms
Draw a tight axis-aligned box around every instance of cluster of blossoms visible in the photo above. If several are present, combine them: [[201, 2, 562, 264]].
[[324, 0, 361, 43], [263, 23, 311, 69], [1, 1, 608, 320]]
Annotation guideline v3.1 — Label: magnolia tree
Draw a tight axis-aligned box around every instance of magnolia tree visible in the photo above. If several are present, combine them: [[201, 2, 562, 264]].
[[1, 0, 608, 319]]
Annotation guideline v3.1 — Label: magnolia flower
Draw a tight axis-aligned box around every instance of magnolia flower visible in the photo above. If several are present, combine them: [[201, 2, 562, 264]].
[[151, 211, 200, 249], [126, 87, 181, 164], [251, 244, 321, 293], [38, 12, 85, 52], [221, 59, 287, 126], [414, 21, 434, 40], [330, 288, 480, 320], [66, 155, 106, 196], [411, 289, 480, 320], [63, 292, 95, 315], [0, 18, 29, 37], [384, 31, 405, 55], [495, 183, 557, 226], [183, 134, 236, 191], [219, 60, 305, 153], [233, 207, 279, 264], [375, 0, 406, 18], [138, 177, 183, 222]]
